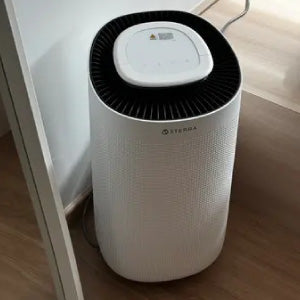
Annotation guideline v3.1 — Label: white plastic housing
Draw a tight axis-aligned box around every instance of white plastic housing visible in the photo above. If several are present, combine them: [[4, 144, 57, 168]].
[[113, 22, 213, 87], [89, 80, 241, 282]]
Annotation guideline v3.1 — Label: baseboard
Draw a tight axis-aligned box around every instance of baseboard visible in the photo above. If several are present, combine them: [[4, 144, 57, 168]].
[[190, 0, 217, 15], [64, 186, 92, 224]]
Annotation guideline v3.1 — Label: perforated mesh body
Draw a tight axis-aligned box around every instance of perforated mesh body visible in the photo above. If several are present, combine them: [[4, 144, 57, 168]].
[[89, 11, 241, 282], [90, 84, 241, 281]]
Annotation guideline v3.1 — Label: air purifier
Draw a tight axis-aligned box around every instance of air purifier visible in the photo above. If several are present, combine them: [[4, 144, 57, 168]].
[[89, 11, 241, 282]]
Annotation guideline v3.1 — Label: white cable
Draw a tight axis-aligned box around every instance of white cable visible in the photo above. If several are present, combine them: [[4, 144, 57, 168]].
[[221, 0, 250, 33], [199, 0, 251, 34], [198, 0, 222, 16]]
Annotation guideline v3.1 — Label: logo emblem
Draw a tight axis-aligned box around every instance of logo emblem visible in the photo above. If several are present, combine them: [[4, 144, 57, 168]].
[[161, 129, 169, 135]]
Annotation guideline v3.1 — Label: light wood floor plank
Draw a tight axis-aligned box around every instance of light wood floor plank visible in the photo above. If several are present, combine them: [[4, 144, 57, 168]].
[[0, 133, 56, 300], [201, 0, 300, 112]]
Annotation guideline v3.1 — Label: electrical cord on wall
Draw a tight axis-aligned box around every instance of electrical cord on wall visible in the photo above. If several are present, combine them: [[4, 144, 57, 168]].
[[199, 0, 251, 34], [82, 193, 99, 249]]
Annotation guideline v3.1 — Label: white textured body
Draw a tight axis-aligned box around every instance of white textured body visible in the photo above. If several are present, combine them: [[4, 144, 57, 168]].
[[89, 80, 241, 282]]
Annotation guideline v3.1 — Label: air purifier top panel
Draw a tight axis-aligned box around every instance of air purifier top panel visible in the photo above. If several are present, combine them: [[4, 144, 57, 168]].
[[89, 11, 241, 121], [113, 22, 213, 87]]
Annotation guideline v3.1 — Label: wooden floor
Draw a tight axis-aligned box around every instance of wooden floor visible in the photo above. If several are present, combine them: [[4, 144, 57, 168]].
[[0, 133, 56, 299], [200, 0, 300, 113], [71, 202, 300, 300]]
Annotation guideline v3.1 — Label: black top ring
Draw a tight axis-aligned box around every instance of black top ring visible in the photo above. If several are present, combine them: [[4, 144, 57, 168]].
[[90, 11, 241, 121]]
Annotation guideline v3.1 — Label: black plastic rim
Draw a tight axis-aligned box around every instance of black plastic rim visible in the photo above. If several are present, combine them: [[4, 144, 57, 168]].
[[90, 11, 241, 121]]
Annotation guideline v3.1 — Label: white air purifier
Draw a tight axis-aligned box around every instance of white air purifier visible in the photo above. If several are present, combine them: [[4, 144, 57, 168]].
[[89, 11, 241, 282]]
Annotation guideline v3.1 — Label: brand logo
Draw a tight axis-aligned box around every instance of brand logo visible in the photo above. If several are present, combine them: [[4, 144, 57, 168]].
[[161, 126, 197, 135]]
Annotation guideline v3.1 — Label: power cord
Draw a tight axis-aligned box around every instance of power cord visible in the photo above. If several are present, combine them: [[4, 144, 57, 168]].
[[221, 0, 250, 33], [199, 0, 251, 34], [81, 193, 99, 249], [198, 0, 222, 16]]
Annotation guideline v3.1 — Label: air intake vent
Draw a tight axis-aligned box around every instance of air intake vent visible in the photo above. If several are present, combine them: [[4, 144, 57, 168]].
[[90, 11, 241, 121]]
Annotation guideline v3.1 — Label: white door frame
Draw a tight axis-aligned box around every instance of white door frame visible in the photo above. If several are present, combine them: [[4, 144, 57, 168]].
[[0, 1, 84, 299]]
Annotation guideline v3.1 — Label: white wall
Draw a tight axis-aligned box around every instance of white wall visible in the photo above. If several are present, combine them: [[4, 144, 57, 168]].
[[12, 0, 202, 206], [0, 94, 10, 137]]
